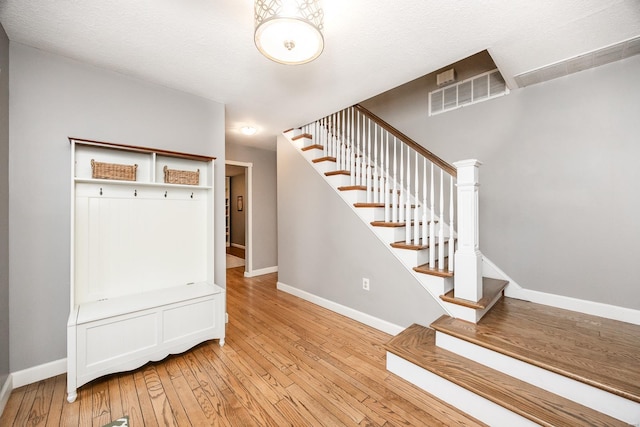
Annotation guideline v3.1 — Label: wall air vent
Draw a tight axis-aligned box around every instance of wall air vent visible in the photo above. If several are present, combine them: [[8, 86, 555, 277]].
[[429, 69, 508, 116]]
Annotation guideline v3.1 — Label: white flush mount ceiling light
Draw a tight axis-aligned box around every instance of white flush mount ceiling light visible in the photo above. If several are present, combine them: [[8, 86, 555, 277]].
[[254, 0, 324, 65], [241, 126, 257, 135]]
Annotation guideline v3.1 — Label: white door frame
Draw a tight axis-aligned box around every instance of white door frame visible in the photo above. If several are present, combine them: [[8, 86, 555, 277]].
[[225, 160, 253, 275]]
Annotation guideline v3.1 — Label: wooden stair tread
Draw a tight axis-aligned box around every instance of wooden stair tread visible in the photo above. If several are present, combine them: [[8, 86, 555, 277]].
[[413, 259, 453, 278], [293, 133, 312, 141], [301, 143, 323, 151], [370, 220, 433, 228], [386, 325, 630, 427], [312, 156, 336, 163], [324, 169, 350, 176], [431, 298, 640, 403], [391, 238, 453, 251], [439, 278, 508, 310], [354, 203, 417, 208]]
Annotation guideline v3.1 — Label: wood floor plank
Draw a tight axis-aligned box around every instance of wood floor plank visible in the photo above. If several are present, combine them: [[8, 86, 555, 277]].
[[143, 365, 178, 427], [105, 375, 123, 422], [154, 363, 192, 427], [117, 372, 145, 426], [90, 379, 111, 427], [0, 383, 26, 426], [44, 374, 67, 427], [27, 376, 57, 426], [11, 382, 39, 427]]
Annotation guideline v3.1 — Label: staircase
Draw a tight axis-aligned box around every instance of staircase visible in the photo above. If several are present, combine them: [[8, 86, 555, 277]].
[[283, 105, 640, 425], [286, 105, 508, 324]]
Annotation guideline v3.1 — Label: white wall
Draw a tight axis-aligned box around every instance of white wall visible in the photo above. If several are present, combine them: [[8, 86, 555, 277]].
[[0, 24, 10, 389], [277, 135, 446, 329], [9, 43, 226, 372], [226, 143, 277, 271], [362, 55, 640, 310]]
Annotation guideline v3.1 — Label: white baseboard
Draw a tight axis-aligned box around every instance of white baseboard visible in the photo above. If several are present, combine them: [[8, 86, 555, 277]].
[[244, 266, 278, 278], [505, 287, 640, 326], [12, 358, 67, 388], [277, 281, 404, 336], [0, 374, 12, 418], [231, 243, 246, 250]]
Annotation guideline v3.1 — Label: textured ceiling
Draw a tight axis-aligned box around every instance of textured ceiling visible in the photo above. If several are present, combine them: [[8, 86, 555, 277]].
[[1, 0, 639, 151]]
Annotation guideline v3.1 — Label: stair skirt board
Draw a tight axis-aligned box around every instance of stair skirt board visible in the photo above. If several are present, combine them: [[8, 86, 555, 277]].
[[386, 352, 539, 427], [435, 331, 640, 425]]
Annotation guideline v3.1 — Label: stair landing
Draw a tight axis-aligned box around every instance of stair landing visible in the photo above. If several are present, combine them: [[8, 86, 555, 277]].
[[431, 297, 640, 404]]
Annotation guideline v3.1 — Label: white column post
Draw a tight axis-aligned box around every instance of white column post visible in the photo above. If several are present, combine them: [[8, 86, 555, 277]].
[[453, 159, 483, 302]]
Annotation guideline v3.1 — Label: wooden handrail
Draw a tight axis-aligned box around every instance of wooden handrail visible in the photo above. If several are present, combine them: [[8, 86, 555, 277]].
[[353, 104, 456, 177]]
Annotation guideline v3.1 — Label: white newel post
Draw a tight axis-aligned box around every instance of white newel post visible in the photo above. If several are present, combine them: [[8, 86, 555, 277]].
[[453, 159, 483, 302]]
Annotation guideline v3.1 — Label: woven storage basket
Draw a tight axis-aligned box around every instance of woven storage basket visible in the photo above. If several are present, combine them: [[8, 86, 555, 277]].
[[163, 165, 200, 185], [91, 159, 138, 181]]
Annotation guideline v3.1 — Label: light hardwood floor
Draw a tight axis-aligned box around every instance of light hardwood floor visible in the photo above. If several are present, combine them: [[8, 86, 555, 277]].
[[1, 268, 484, 426]]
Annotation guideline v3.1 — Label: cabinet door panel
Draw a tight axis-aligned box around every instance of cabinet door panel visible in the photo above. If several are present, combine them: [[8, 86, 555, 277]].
[[162, 298, 216, 343], [82, 312, 158, 369]]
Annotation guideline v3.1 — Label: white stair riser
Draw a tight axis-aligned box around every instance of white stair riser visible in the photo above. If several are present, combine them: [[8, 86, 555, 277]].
[[393, 242, 452, 268], [434, 332, 640, 425], [339, 190, 367, 205], [302, 148, 323, 162], [325, 174, 352, 187], [313, 161, 336, 174], [413, 273, 453, 297], [386, 353, 539, 427]]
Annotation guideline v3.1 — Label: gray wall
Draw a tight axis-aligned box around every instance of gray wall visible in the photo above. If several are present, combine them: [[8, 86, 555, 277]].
[[226, 143, 277, 271], [9, 43, 226, 372], [362, 55, 640, 310], [230, 174, 246, 247], [0, 24, 10, 389], [277, 135, 446, 328]]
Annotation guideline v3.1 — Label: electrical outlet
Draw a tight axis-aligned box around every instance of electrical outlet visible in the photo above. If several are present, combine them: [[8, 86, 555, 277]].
[[362, 278, 370, 291]]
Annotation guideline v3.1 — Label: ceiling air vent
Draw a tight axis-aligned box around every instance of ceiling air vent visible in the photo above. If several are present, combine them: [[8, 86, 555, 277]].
[[429, 69, 508, 116], [436, 68, 456, 86]]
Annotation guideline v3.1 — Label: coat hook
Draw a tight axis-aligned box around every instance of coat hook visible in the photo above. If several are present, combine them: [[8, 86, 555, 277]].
[[134, 189, 137, 197], [164, 191, 167, 198], [190, 192, 194, 199], [99, 187, 103, 196]]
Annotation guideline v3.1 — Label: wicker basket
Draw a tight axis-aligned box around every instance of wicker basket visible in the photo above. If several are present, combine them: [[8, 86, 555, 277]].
[[163, 165, 200, 185], [91, 159, 138, 181]]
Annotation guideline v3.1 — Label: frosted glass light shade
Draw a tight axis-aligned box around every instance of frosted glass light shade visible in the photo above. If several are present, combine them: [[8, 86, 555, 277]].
[[255, 0, 324, 65]]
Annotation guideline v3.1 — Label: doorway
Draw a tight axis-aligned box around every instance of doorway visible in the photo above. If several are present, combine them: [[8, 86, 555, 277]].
[[225, 160, 253, 274]]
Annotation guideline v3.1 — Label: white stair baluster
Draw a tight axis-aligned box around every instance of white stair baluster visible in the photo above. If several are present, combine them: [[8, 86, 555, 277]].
[[392, 137, 398, 223], [414, 151, 420, 244], [429, 163, 435, 268], [438, 169, 445, 270], [366, 118, 372, 203], [350, 109, 355, 185], [384, 132, 390, 222], [422, 157, 427, 245], [399, 141, 404, 223], [341, 110, 346, 171], [449, 174, 455, 272], [405, 145, 411, 244], [358, 112, 363, 187], [373, 126, 379, 203]]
